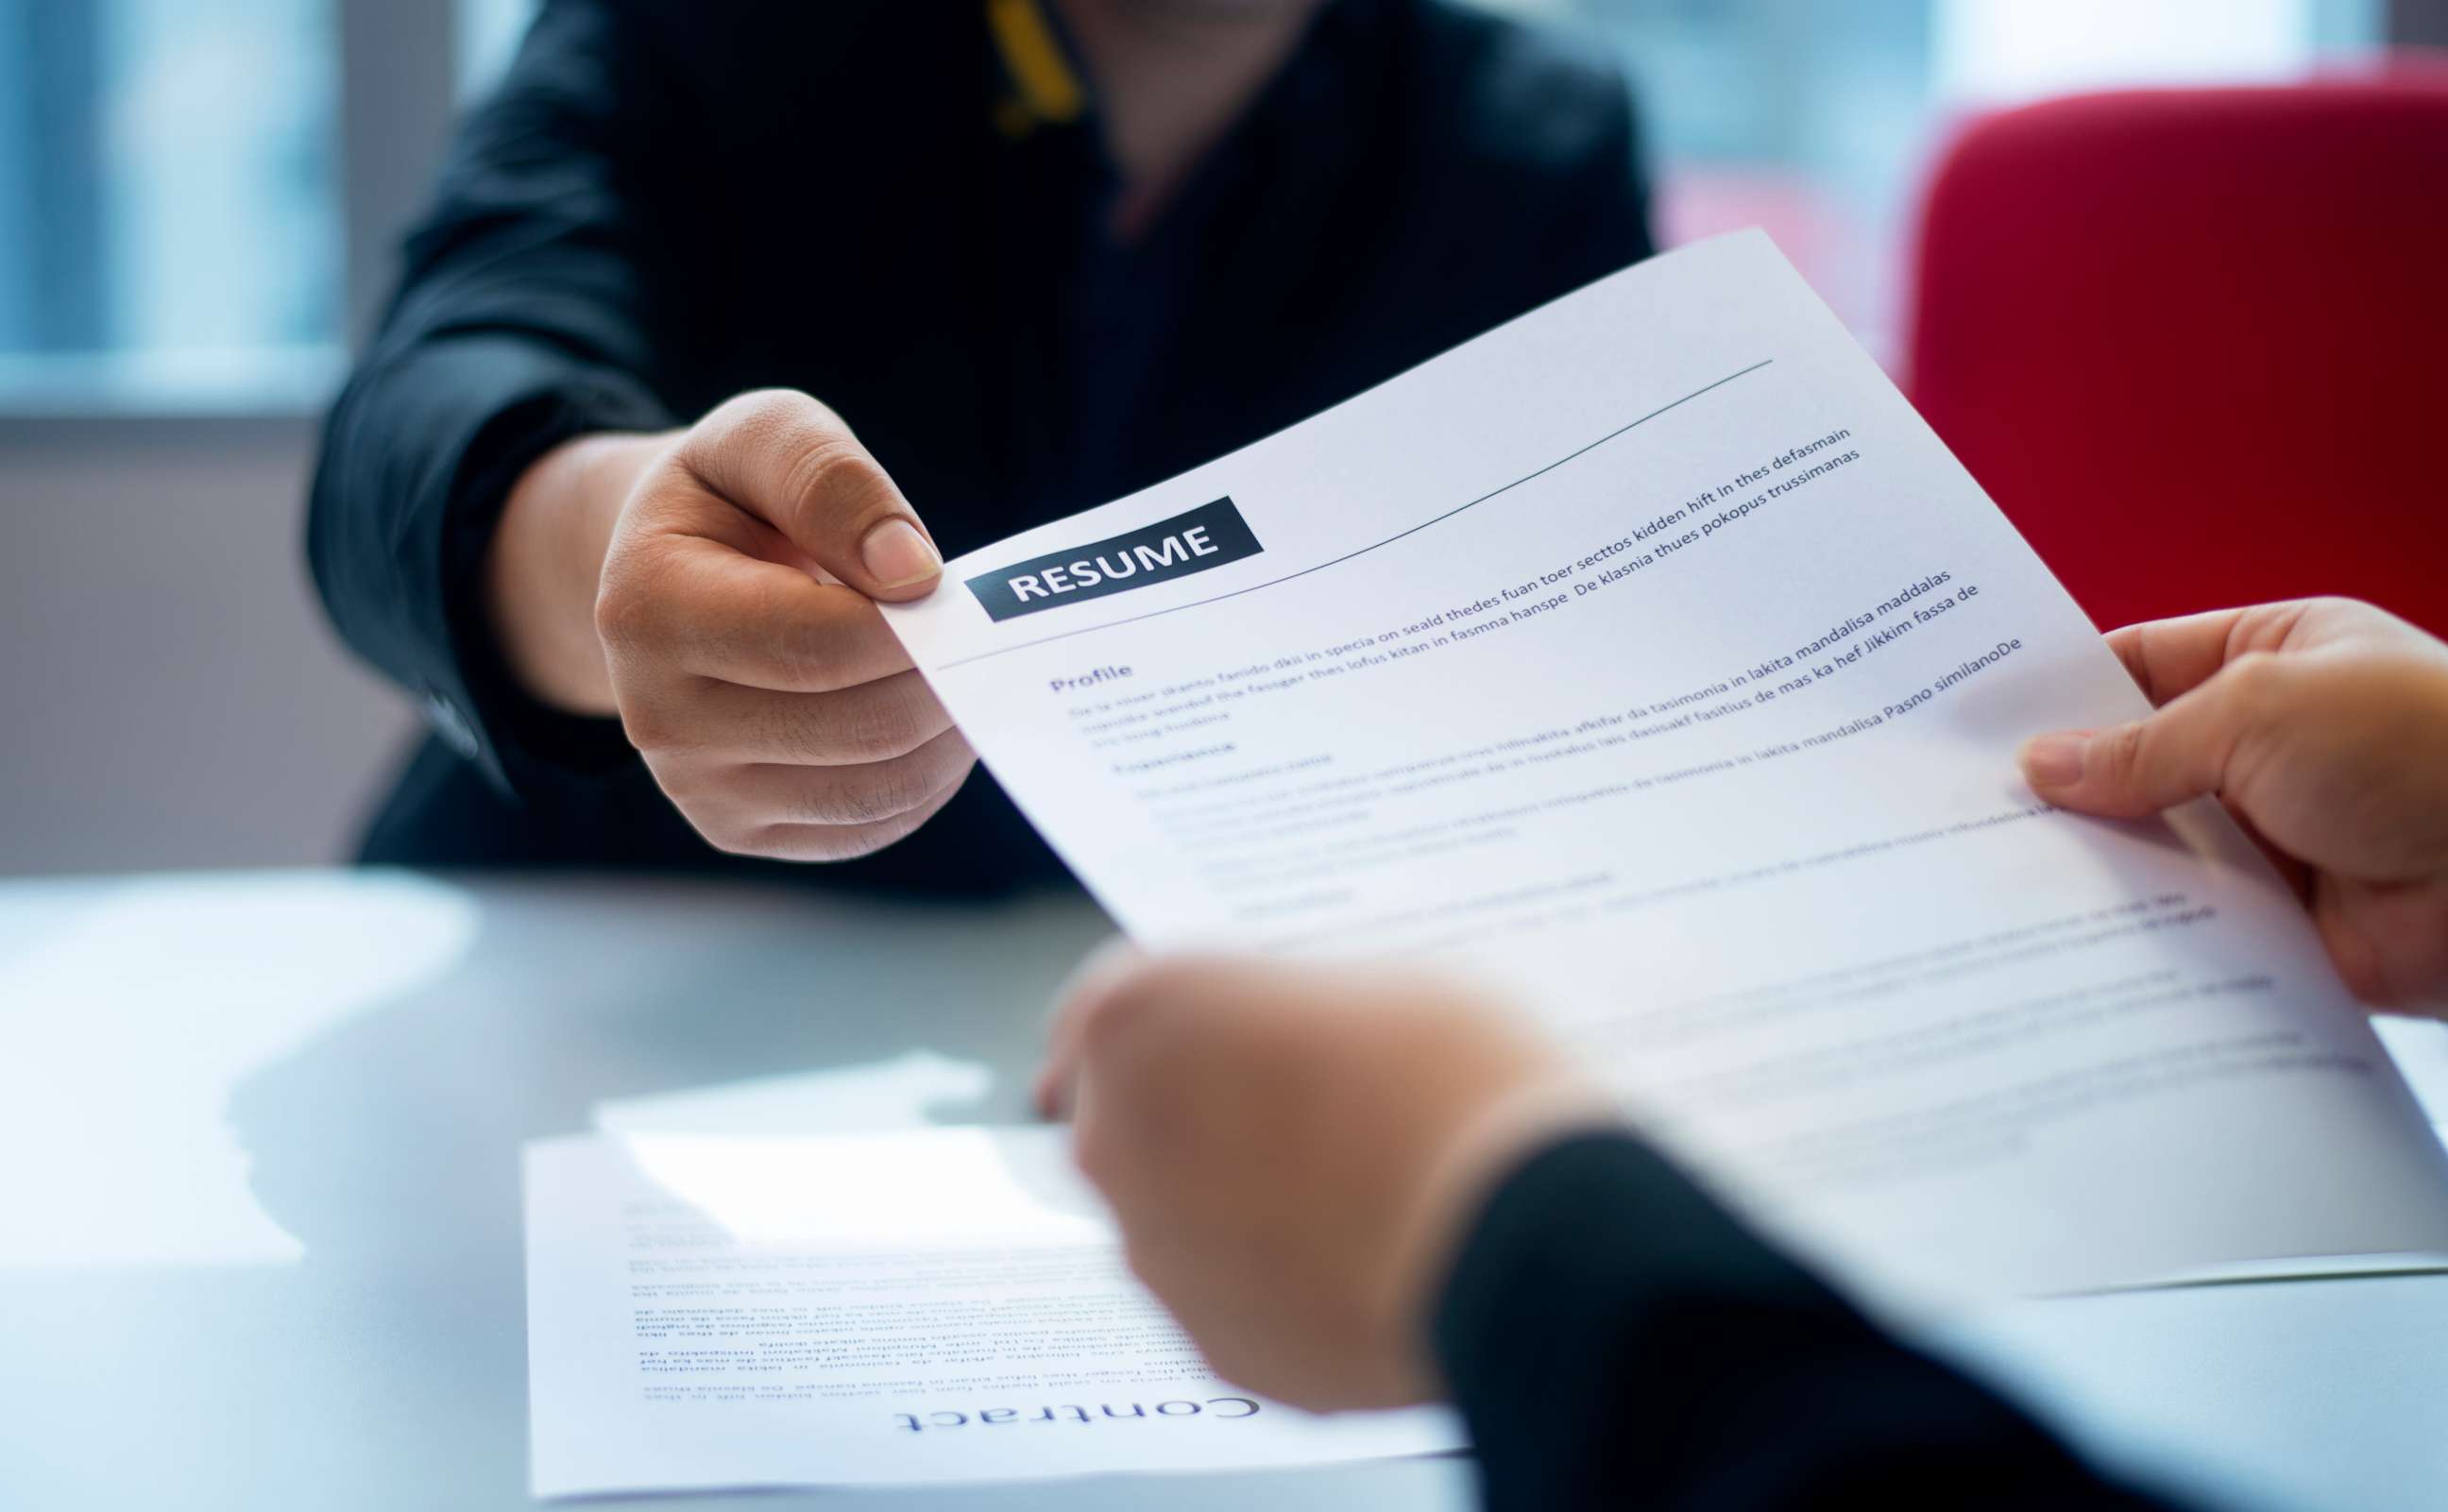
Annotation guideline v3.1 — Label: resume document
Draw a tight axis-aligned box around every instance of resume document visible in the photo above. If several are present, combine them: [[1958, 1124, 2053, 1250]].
[[886, 230, 2448, 1300], [529, 231, 2448, 1496]]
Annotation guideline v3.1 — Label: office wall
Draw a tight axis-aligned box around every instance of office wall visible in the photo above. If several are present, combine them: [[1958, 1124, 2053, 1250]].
[[0, 419, 414, 875], [2392, 0, 2448, 46]]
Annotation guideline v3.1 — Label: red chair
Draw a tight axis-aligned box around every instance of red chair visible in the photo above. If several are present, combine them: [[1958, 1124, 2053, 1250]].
[[1903, 61, 2448, 637]]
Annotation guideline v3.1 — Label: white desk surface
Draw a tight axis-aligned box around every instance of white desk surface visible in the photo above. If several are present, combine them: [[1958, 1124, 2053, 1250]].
[[2, 870, 2443, 1511]]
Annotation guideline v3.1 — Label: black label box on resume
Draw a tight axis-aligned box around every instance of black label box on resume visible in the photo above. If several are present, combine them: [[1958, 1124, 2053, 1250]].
[[966, 497, 1263, 623]]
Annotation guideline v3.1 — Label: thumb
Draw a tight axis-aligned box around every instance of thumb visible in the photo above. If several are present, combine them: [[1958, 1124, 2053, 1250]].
[[681, 389, 944, 601], [2019, 674, 2255, 819]]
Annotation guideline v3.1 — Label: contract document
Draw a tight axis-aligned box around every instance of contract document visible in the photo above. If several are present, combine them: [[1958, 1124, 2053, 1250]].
[[524, 1128, 1460, 1498], [885, 230, 2448, 1305]]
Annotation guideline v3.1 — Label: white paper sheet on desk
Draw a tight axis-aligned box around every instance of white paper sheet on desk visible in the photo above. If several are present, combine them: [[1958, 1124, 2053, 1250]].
[[883, 229, 2448, 1311], [523, 1128, 1461, 1498]]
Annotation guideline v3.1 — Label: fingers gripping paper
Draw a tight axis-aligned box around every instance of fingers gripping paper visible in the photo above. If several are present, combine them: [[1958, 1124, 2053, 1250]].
[[528, 231, 2448, 1498], [882, 231, 2448, 1303]]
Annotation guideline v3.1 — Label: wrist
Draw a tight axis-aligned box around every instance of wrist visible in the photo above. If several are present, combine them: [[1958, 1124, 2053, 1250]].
[[484, 431, 673, 715], [1383, 1075, 1623, 1396]]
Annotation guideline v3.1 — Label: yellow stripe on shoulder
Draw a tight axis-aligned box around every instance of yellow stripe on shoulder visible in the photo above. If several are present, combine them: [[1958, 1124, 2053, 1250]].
[[986, 0, 1085, 125]]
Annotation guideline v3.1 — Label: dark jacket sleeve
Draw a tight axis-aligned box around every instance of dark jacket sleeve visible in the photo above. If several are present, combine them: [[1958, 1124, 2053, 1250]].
[[307, 0, 688, 792], [1434, 1132, 2196, 1512]]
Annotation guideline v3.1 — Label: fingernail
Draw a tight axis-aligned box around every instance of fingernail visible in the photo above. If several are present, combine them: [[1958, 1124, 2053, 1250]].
[[2020, 733, 2088, 787], [860, 518, 941, 588]]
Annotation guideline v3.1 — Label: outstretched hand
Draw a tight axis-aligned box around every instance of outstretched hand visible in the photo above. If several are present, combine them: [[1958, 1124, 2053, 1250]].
[[499, 390, 978, 861]]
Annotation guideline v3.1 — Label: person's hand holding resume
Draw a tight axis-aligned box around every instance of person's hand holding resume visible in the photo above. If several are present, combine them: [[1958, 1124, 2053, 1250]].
[[2019, 597, 2448, 1006], [1029, 597, 2448, 1510], [523, 231, 2448, 1502], [885, 230, 2448, 1306]]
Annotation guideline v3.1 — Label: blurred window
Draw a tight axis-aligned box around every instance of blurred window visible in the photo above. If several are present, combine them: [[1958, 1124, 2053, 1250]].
[[0, 0, 341, 411], [457, 0, 536, 97], [1483, 0, 2385, 357], [0, 0, 2397, 413]]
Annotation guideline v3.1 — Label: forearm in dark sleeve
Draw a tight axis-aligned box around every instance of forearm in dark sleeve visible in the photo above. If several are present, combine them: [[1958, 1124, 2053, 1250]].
[[1434, 1132, 2197, 1512], [307, 0, 686, 790]]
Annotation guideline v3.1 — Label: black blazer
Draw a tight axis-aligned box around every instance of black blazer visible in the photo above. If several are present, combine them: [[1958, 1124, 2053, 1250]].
[[307, 0, 1653, 893], [1439, 1134, 2198, 1511]]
